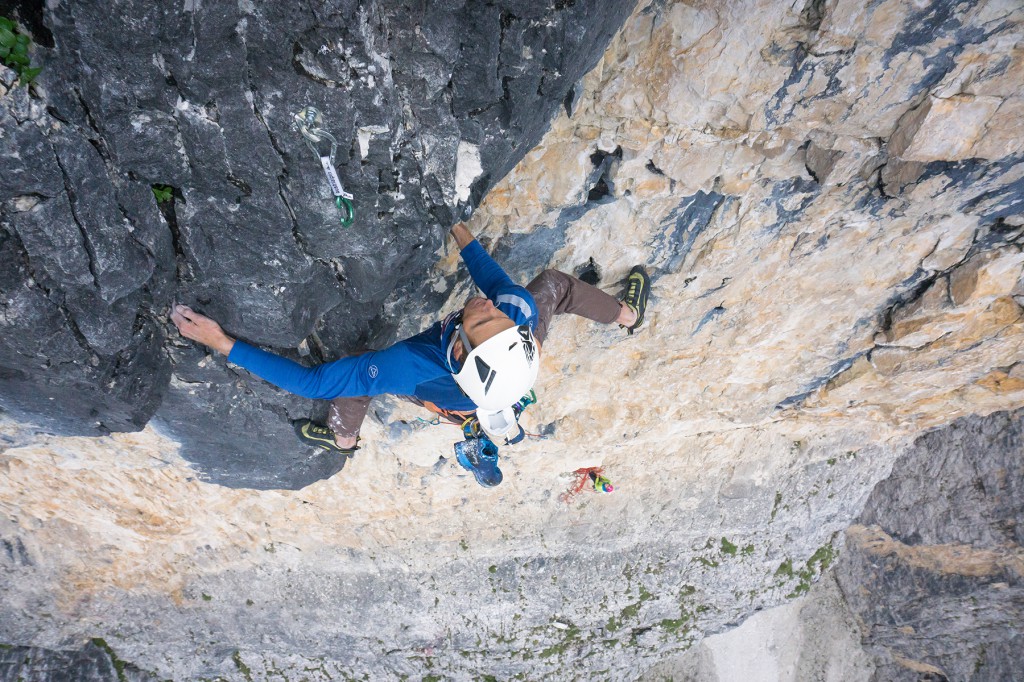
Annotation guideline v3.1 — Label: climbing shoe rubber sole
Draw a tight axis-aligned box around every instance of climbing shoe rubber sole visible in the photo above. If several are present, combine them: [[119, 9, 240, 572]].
[[621, 265, 651, 334], [293, 418, 356, 455]]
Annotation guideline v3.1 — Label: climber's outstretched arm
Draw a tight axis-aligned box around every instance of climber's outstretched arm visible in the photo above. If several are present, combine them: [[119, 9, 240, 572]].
[[170, 304, 422, 401], [449, 222, 528, 309]]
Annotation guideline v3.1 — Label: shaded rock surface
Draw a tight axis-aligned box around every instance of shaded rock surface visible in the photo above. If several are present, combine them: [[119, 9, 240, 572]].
[[837, 408, 1024, 682], [0, 640, 158, 682], [0, 0, 1023, 680], [0, 0, 636, 488]]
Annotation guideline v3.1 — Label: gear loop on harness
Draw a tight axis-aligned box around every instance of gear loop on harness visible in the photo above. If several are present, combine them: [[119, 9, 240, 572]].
[[293, 106, 355, 227]]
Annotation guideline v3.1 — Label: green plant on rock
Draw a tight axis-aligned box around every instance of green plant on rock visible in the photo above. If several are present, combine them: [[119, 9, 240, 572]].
[[539, 623, 581, 658], [0, 16, 41, 85], [778, 543, 839, 598], [770, 491, 783, 521], [232, 651, 253, 682], [659, 614, 690, 635], [90, 638, 128, 682], [807, 543, 836, 572], [152, 184, 174, 203]]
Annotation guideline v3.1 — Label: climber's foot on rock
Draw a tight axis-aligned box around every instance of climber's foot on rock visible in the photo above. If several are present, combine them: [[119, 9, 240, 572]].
[[293, 419, 356, 456], [619, 265, 651, 334]]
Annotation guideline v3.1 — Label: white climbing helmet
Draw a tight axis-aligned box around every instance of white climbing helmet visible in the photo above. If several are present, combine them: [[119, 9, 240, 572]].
[[452, 324, 540, 410]]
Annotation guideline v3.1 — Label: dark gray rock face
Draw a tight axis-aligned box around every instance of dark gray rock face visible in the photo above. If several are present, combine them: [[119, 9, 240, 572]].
[[0, 640, 159, 682], [0, 0, 636, 488], [837, 408, 1024, 681]]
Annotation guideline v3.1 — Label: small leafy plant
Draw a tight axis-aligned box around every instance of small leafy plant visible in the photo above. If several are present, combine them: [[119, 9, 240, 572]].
[[0, 16, 41, 85], [151, 185, 174, 203]]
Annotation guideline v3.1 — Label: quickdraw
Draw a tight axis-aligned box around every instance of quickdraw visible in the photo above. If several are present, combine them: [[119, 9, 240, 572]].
[[511, 389, 546, 440], [511, 389, 537, 418], [293, 106, 355, 227]]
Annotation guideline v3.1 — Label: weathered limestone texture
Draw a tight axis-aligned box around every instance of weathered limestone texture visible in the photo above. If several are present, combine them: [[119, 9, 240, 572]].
[[1, 0, 1023, 679], [468, 0, 1024, 437]]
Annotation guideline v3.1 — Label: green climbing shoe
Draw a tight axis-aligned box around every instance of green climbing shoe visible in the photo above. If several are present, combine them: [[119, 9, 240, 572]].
[[620, 265, 651, 334], [293, 419, 356, 455]]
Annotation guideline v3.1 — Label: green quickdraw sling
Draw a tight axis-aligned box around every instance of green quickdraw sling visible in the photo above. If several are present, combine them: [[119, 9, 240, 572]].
[[293, 106, 355, 227]]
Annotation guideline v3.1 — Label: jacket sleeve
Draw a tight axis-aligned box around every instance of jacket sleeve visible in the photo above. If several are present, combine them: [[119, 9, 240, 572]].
[[459, 239, 516, 301], [228, 340, 421, 399]]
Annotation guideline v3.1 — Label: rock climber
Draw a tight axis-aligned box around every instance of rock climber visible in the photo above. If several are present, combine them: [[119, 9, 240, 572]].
[[171, 221, 650, 487]]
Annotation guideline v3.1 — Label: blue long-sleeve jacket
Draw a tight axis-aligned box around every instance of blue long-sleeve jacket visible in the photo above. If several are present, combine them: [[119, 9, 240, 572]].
[[227, 239, 539, 411]]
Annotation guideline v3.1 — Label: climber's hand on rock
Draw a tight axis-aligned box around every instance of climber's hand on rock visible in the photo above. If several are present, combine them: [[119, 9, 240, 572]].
[[171, 304, 235, 356], [450, 222, 474, 249]]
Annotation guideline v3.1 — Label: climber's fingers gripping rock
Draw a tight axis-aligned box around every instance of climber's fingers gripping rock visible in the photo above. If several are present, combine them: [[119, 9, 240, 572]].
[[171, 304, 236, 355]]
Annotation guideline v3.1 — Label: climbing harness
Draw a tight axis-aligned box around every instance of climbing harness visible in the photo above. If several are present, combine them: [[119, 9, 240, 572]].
[[559, 466, 614, 504], [293, 106, 355, 226]]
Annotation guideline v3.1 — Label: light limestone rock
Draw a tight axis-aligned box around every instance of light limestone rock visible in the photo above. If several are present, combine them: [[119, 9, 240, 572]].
[[901, 95, 1004, 162], [641, 572, 874, 682]]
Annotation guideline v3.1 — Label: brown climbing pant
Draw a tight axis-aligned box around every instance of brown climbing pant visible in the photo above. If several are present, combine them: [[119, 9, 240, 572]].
[[327, 268, 623, 440]]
